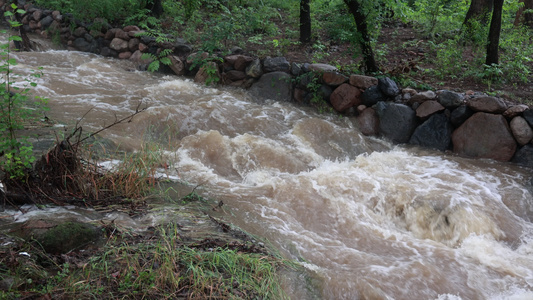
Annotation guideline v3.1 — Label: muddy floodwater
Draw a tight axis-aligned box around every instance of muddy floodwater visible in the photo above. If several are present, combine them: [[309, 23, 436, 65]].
[[3, 37, 533, 299]]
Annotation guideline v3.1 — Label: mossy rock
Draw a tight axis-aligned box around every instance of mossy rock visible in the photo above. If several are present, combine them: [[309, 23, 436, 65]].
[[36, 221, 102, 254]]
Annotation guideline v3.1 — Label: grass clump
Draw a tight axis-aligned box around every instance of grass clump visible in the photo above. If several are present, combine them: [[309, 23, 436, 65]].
[[0, 223, 289, 299]]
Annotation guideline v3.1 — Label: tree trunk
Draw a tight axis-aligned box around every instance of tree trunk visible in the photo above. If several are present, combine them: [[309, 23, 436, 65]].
[[300, 0, 311, 44], [514, 0, 533, 28], [343, 0, 379, 73], [464, 0, 494, 25], [486, 0, 504, 65], [149, 0, 163, 18]]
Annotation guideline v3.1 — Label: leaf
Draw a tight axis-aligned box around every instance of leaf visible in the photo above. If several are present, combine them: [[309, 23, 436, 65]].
[[9, 36, 22, 42], [160, 57, 171, 66], [147, 61, 160, 72]]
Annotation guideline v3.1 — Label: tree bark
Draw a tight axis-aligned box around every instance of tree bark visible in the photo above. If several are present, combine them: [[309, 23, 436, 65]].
[[300, 0, 311, 44], [343, 0, 379, 73], [464, 0, 494, 25], [149, 0, 163, 18], [486, 0, 504, 65], [514, 0, 533, 28]]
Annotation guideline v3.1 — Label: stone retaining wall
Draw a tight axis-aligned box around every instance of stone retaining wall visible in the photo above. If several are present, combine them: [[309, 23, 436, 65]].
[[3, 2, 533, 166]]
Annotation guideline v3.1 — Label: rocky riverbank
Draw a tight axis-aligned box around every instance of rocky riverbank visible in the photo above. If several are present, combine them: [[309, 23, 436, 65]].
[[3, 1, 533, 166]]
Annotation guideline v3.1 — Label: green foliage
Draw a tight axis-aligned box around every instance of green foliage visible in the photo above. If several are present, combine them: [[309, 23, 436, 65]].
[[0, 4, 48, 179], [34, 0, 147, 24], [135, 31, 174, 72], [188, 53, 222, 86], [124, 8, 160, 30]]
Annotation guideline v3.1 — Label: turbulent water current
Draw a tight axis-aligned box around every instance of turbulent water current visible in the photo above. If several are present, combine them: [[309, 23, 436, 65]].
[[5, 40, 533, 299]]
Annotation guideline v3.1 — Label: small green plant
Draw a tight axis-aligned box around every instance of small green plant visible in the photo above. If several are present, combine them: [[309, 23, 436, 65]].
[[481, 63, 503, 91], [135, 31, 174, 72], [0, 4, 48, 179]]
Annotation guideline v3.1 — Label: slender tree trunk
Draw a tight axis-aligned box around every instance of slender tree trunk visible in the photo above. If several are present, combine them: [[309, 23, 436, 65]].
[[149, 0, 163, 18], [514, 0, 533, 28], [300, 0, 311, 44], [464, 0, 494, 25], [343, 0, 379, 73], [486, 0, 504, 65]]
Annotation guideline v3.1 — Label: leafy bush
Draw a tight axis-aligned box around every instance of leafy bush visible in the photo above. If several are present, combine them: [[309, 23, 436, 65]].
[[0, 4, 48, 179], [34, 0, 147, 24]]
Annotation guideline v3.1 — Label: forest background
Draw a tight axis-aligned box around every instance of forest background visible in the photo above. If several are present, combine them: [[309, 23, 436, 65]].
[[31, 0, 533, 102]]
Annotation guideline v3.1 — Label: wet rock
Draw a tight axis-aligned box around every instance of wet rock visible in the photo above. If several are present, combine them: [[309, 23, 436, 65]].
[[410, 90, 436, 104], [118, 51, 132, 59], [137, 43, 147, 53], [233, 55, 254, 71], [194, 61, 221, 85], [263, 57, 290, 73], [230, 46, 243, 54], [322, 72, 347, 86], [73, 26, 87, 38], [438, 90, 463, 108], [249, 71, 292, 102], [452, 112, 516, 161], [52, 10, 61, 21], [245, 58, 263, 78], [38, 15, 53, 29], [123, 25, 140, 32], [409, 113, 452, 151], [114, 29, 131, 41], [357, 107, 379, 136], [319, 84, 333, 101], [307, 63, 337, 73], [362, 85, 385, 106], [510, 116, 533, 145], [349, 74, 378, 89], [128, 38, 140, 52], [168, 55, 185, 76], [466, 96, 507, 113], [109, 38, 129, 52], [294, 88, 306, 103], [130, 49, 152, 65], [73, 38, 97, 53], [378, 77, 400, 98], [104, 28, 117, 40], [100, 47, 117, 57], [416, 100, 445, 119], [522, 109, 533, 127], [32, 10, 42, 21], [450, 105, 473, 127], [225, 70, 247, 82], [329, 83, 362, 112], [291, 62, 302, 76], [512, 144, 533, 167], [503, 105, 529, 119], [375, 102, 417, 143]]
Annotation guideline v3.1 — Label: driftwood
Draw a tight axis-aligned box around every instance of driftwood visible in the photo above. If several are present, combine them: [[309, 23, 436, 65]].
[[1, 104, 147, 207]]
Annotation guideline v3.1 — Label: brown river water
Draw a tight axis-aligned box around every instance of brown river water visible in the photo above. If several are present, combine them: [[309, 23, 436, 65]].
[[4, 39, 533, 299]]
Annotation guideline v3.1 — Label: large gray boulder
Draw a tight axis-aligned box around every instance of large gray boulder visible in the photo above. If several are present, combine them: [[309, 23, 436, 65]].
[[378, 77, 400, 98], [438, 90, 463, 108], [466, 96, 507, 113], [452, 112, 517, 161], [409, 113, 452, 151], [263, 57, 290, 73], [375, 102, 417, 143], [362, 85, 385, 106], [510, 116, 533, 146], [357, 107, 379, 136], [512, 145, 533, 167], [249, 71, 292, 102]]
